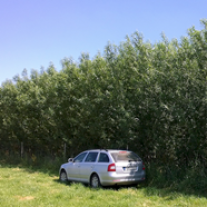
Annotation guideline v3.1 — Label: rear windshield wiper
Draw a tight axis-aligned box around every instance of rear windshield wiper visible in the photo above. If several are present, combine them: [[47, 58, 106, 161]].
[[128, 159, 141, 162]]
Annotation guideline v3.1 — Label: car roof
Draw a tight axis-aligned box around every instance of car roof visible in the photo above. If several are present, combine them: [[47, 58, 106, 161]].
[[82, 149, 131, 153]]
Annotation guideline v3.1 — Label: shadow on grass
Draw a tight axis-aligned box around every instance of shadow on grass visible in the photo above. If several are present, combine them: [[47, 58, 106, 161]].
[[0, 155, 64, 177], [55, 178, 121, 191], [54, 177, 140, 192], [139, 176, 207, 199]]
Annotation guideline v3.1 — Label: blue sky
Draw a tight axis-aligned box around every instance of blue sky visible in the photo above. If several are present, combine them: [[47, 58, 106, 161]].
[[0, 0, 206, 84]]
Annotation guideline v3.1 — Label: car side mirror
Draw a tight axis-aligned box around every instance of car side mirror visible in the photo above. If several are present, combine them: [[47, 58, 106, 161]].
[[68, 158, 74, 162]]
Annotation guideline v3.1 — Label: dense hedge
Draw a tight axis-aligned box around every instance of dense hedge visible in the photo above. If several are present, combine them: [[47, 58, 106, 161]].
[[0, 20, 207, 172]]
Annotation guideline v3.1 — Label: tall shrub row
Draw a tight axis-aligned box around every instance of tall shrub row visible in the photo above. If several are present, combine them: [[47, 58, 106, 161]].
[[0, 21, 206, 172]]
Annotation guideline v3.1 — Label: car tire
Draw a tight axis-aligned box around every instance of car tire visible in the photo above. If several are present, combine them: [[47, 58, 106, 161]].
[[90, 174, 101, 188], [59, 170, 68, 182]]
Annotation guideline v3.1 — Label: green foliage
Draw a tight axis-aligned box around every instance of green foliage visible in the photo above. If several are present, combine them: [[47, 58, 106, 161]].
[[0, 20, 207, 188]]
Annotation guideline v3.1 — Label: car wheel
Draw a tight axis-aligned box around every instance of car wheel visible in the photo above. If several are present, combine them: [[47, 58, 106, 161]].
[[90, 174, 101, 188], [59, 170, 68, 182]]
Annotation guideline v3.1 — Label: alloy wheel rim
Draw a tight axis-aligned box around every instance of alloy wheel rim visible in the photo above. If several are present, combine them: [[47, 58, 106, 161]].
[[92, 176, 98, 187], [60, 172, 67, 181]]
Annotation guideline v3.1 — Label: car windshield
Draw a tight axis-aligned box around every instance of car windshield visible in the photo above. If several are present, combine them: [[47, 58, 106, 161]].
[[110, 151, 141, 162], [74, 152, 87, 163]]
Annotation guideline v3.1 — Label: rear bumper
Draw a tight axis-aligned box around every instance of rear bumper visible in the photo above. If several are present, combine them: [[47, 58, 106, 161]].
[[100, 171, 146, 186]]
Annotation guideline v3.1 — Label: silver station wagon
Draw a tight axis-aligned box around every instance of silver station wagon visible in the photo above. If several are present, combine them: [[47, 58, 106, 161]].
[[59, 149, 146, 188]]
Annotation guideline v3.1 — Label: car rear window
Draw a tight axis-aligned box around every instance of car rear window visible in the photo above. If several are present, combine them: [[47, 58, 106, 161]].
[[110, 151, 141, 162]]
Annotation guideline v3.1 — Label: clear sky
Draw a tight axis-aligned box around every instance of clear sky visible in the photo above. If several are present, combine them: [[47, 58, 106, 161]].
[[0, 0, 206, 84]]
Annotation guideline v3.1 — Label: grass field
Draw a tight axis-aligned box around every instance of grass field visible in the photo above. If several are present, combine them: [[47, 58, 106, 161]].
[[0, 164, 207, 207]]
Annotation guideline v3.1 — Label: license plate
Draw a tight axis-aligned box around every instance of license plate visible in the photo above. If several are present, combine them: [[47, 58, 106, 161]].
[[123, 166, 138, 171]]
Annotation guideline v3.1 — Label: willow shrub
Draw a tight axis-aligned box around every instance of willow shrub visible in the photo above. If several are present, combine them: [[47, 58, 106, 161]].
[[0, 20, 207, 189]]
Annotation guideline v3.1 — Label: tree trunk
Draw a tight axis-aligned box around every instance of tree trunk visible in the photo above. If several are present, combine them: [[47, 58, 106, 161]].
[[20, 142, 24, 158]]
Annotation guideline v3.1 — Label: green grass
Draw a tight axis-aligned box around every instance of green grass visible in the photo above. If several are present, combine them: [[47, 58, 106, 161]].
[[1, 164, 207, 207]]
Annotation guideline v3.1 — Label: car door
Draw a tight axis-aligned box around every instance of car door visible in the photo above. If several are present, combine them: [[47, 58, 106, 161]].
[[79, 152, 99, 182], [67, 152, 88, 180]]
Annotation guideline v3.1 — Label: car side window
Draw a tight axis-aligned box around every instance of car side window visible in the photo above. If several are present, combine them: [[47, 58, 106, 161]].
[[74, 152, 87, 163], [98, 153, 109, 163], [85, 152, 98, 162]]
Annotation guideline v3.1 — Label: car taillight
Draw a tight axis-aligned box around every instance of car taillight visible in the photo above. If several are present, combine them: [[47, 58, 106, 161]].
[[108, 163, 116, 172], [142, 162, 145, 170]]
